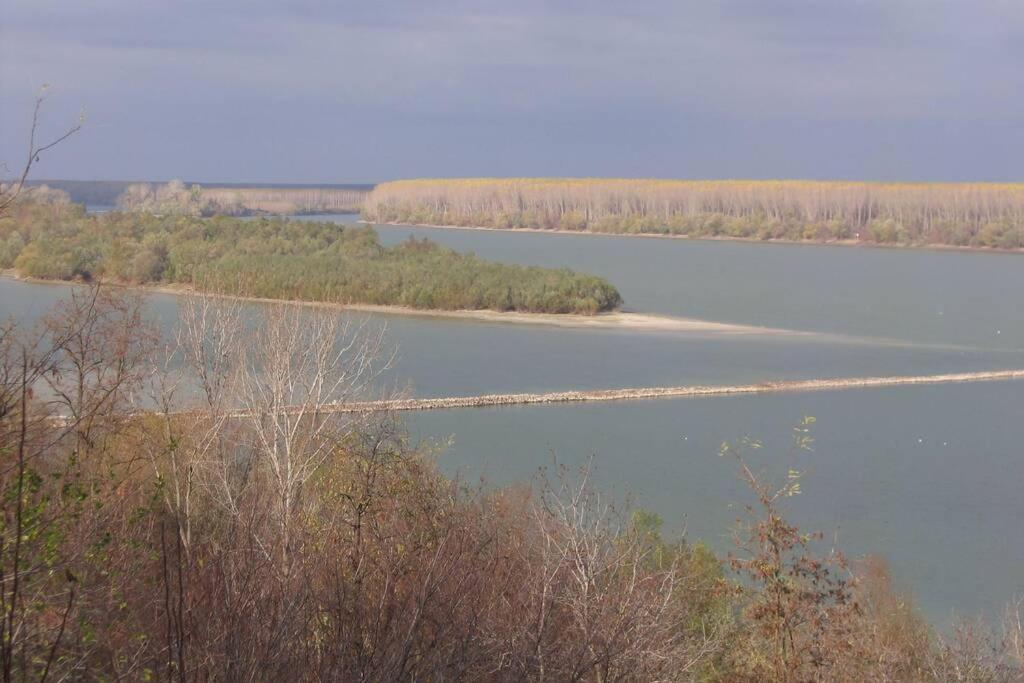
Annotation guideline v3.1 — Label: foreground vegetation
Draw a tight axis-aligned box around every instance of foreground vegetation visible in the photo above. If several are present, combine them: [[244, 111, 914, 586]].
[[1, 287, 1021, 681], [118, 180, 369, 216], [0, 200, 622, 314], [364, 178, 1024, 249]]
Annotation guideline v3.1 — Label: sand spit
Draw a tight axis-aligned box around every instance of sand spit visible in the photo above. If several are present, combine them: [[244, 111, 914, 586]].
[[339, 305, 799, 334], [1, 272, 796, 335], [150, 287, 797, 334], [276, 369, 1024, 415]]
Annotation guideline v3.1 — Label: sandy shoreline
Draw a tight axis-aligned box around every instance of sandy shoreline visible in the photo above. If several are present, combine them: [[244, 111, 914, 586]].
[[364, 220, 1024, 255], [338, 305, 800, 334], [0, 272, 797, 336]]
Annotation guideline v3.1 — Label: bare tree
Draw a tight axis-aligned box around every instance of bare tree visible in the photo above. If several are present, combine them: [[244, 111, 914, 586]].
[[1007, 597, 1024, 672], [515, 460, 728, 681], [42, 286, 154, 455], [146, 292, 247, 551], [154, 294, 392, 568], [234, 302, 389, 570], [0, 284, 155, 682], [0, 87, 84, 217]]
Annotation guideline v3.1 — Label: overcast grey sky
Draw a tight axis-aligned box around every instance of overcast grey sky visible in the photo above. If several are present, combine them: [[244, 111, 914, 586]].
[[1, 1, 1022, 183]]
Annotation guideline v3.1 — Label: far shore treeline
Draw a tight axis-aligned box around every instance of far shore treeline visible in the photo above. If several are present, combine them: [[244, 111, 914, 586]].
[[0, 200, 621, 314], [118, 180, 370, 216], [363, 178, 1024, 249], [25, 179, 374, 213]]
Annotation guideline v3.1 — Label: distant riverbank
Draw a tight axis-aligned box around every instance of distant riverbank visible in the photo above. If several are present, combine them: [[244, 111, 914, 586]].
[[363, 178, 1024, 253]]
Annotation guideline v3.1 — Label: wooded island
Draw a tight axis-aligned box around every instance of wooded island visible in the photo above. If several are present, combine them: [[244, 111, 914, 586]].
[[0, 200, 621, 314]]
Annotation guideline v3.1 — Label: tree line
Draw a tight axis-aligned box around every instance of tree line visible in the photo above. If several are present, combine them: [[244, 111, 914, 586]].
[[0, 183, 71, 208], [0, 200, 622, 314], [24, 180, 132, 206], [1, 287, 1021, 681], [118, 180, 369, 216], [363, 178, 1024, 249]]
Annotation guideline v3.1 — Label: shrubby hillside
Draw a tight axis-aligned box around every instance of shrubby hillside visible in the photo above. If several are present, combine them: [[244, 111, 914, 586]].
[[1, 288, 1021, 681]]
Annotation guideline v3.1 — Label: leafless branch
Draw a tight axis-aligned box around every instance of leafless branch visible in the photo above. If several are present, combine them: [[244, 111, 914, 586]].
[[0, 86, 84, 216]]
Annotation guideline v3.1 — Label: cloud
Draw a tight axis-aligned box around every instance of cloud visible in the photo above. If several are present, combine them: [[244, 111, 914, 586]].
[[1, 1, 1022, 181]]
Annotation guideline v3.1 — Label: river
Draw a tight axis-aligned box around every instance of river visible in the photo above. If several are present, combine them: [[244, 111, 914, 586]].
[[3, 211, 1023, 622]]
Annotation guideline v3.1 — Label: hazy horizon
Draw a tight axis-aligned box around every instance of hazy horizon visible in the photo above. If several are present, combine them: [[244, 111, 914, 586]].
[[2, 1, 1023, 184]]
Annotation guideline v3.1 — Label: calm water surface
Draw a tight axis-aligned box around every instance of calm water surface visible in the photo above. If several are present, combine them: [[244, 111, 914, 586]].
[[2, 215, 1022, 622], [368, 219, 1024, 351], [405, 383, 1024, 623]]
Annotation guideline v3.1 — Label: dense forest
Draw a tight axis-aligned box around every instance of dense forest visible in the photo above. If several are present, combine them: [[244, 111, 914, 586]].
[[118, 180, 370, 216], [364, 179, 1024, 249], [0, 201, 621, 314], [1, 287, 1021, 681]]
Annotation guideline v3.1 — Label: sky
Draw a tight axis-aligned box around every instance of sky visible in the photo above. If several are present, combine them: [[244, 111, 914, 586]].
[[1, 0, 1023, 184]]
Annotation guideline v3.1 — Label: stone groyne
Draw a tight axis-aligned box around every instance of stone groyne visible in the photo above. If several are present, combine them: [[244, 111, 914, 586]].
[[329, 369, 1024, 414]]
